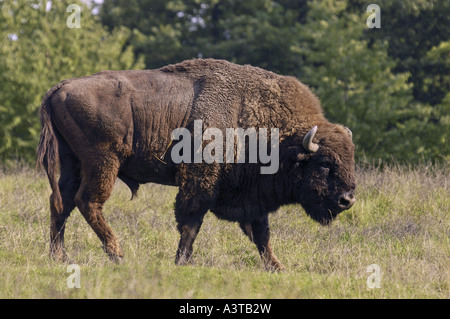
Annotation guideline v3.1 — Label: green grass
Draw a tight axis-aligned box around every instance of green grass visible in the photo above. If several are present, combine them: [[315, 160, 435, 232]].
[[0, 164, 448, 298]]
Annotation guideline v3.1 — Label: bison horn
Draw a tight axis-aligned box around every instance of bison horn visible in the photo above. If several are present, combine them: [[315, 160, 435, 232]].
[[303, 126, 319, 153]]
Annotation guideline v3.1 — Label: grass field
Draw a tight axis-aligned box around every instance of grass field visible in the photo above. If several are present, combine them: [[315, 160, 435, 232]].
[[0, 163, 448, 299]]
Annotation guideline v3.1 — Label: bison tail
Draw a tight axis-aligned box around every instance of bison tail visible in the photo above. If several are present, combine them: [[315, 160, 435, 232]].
[[36, 85, 64, 214]]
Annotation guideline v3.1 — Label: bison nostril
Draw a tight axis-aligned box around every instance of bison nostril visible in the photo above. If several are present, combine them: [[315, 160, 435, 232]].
[[339, 197, 350, 207], [338, 192, 356, 209]]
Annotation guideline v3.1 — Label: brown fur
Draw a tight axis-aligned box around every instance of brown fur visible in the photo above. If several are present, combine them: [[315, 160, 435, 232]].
[[37, 59, 356, 270]]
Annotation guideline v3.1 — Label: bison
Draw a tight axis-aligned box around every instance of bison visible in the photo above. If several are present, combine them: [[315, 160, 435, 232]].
[[37, 59, 356, 271]]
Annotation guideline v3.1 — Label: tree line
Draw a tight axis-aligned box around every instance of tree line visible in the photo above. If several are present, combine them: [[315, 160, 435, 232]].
[[0, 0, 448, 165]]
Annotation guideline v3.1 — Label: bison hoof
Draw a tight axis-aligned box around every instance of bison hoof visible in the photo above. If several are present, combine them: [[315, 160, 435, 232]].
[[276, 263, 287, 272], [175, 256, 193, 266], [267, 263, 287, 272], [50, 248, 70, 263], [175, 248, 194, 266], [264, 259, 287, 272], [175, 255, 195, 267], [108, 254, 124, 264]]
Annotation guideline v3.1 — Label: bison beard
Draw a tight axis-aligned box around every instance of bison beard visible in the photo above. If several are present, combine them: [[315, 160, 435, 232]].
[[37, 59, 356, 271]]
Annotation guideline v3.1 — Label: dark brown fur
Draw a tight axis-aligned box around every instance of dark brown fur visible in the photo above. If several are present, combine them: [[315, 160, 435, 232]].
[[37, 59, 356, 270]]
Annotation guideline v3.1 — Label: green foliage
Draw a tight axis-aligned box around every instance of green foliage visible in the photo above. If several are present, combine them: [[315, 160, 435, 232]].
[[0, 0, 144, 164], [192, 0, 305, 75], [343, 0, 450, 163], [100, 0, 308, 74], [357, 0, 450, 106]]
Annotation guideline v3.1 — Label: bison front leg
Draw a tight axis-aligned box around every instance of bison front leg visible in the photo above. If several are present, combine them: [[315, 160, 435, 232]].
[[173, 163, 219, 266], [174, 191, 208, 266], [240, 218, 286, 271], [175, 221, 203, 266]]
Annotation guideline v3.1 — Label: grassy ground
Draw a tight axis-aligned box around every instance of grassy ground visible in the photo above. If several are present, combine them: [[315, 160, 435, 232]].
[[0, 163, 448, 298]]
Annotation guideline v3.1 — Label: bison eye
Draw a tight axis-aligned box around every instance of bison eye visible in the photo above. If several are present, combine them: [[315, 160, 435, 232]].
[[318, 159, 333, 175]]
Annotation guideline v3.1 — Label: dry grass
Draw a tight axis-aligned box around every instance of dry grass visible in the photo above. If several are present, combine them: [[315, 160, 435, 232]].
[[0, 163, 448, 298]]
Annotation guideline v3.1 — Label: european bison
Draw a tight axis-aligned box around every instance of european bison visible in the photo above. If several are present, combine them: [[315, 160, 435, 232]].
[[37, 59, 356, 271]]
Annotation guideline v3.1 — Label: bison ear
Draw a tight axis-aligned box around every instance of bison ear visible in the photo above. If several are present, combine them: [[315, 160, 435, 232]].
[[345, 126, 353, 140], [338, 124, 353, 140]]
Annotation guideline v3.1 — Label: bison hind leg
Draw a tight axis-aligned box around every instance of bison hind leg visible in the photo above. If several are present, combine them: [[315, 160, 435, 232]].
[[74, 155, 124, 262]]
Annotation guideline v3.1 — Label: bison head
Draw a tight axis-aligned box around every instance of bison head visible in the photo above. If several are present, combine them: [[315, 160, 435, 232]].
[[285, 124, 356, 225]]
